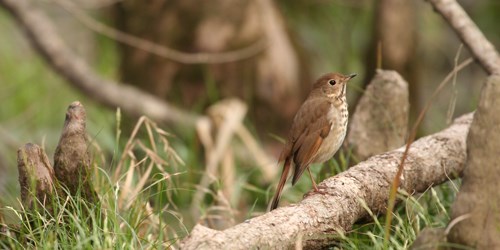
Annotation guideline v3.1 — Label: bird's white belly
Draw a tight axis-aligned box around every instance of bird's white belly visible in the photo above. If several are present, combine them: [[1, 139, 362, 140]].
[[312, 114, 347, 164]]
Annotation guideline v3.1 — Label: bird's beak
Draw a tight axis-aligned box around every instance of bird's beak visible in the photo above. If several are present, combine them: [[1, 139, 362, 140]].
[[348, 73, 357, 80]]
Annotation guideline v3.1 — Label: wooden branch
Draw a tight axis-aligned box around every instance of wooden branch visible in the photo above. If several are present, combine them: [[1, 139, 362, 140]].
[[54, 0, 267, 64], [427, 0, 500, 74], [181, 113, 472, 249], [0, 0, 199, 127]]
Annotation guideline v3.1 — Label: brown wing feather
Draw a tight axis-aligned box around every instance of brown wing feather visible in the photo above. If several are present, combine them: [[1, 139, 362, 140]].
[[289, 99, 333, 185], [292, 135, 322, 185], [291, 123, 331, 185]]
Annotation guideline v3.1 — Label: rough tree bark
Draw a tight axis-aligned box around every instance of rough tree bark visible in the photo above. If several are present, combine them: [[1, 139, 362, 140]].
[[347, 70, 409, 162], [15, 102, 98, 211], [53, 101, 98, 203], [181, 113, 472, 249], [17, 143, 57, 215], [447, 75, 500, 249], [7, 101, 100, 241]]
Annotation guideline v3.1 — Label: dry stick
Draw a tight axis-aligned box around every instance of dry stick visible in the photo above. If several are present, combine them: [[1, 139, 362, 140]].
[[54, 0, 267, 64], [426, 0, 500, 74], [235, 126, 277, 181], [446, 44, 463, 125], [383, 57, 473, 246], [190, 100, 247, 220]]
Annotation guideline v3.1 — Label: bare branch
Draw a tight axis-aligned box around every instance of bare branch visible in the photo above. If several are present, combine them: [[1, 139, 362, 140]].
[[0, 0, 199, 127], [181, 113, 472, 249], [427, 0, 500, 74], [54, 0, 267, 64]]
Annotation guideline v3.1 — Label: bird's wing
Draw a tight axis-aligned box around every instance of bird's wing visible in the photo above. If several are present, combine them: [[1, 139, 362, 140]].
[[290, 100, 332, 185]]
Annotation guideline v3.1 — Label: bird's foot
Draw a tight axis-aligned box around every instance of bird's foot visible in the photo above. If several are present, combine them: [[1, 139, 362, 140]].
[[303, 185, 328, 198]]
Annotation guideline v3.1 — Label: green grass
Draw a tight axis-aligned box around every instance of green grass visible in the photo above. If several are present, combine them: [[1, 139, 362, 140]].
[[1, 182, 180, 249], [1, 116, 189, 248], [0, 138, 461, 249], [337, 184, 459, 249]]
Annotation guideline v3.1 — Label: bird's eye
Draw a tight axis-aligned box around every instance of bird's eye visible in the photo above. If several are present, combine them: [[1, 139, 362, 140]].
[[328, 79, 336, 85]]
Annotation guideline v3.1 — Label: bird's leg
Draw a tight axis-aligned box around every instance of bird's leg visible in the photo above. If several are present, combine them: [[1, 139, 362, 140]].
[[308, 167, 319, 192], [304, 167, 327, 198]]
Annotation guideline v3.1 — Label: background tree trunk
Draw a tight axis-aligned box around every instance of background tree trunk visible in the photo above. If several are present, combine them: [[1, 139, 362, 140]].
[[114, 0, 310, 135], [363, 0, 419, 119]]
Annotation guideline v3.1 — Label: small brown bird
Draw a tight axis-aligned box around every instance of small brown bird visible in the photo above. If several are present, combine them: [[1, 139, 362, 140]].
[[270, 72, 356, 210], [54, 101, 97, 203]]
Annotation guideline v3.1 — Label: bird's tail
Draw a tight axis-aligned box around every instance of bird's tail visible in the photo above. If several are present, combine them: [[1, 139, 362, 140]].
[[270, 157, 291, 211]]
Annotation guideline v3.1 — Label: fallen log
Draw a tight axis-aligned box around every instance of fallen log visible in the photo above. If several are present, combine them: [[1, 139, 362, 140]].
[[181, 113, 472, 249]]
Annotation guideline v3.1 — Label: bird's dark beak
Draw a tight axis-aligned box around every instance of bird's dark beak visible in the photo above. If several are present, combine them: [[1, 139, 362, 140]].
[[348, 73, 357, 80]]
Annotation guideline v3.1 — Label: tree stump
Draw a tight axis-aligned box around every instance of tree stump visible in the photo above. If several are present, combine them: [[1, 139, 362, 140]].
[[13, 101, 98, 227], [17, 143, 57, 215], [347, 70, 409, 162], [447, 75, 500, 248], [53, 101, 98, 203]]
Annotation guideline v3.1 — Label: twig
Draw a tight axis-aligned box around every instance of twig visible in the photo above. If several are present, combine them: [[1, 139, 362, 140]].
[[53, 0, 267, 64], [446, 45, 463, 124], [235, 126, 277, 181], [444, 213, 471, 236], [190, 99, 247, 220], [427, 0, 500, 74]]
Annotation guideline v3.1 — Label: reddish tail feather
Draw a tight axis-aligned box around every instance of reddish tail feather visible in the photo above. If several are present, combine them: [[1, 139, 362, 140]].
[[270, 157, 291, 211]]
